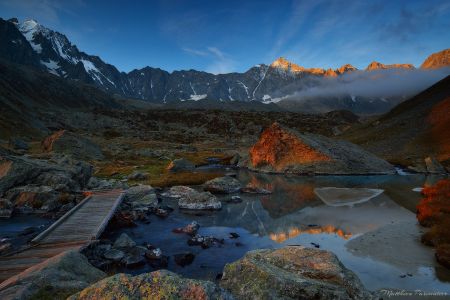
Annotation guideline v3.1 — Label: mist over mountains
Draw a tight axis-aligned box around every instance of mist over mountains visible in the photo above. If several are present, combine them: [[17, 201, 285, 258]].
[[275, 67, 450, 114], [0, 17, 449, 115]]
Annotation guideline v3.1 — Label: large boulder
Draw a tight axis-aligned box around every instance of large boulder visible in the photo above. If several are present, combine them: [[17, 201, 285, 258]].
[[204, 176, 241, 194], [248, 123, 394, 175], [68, 270, 232, 300], [0, 250, 105, 300], [125, 185, 156, 204], [4, 185, 60, 212], [0, 152, 92, 197], [220, 246, 372, 300], [164, 186, 222, 210], [41, 130, 104, 161]]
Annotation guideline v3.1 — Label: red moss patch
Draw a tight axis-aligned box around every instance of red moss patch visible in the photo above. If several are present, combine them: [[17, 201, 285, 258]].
[[417, 179, 450, 269]]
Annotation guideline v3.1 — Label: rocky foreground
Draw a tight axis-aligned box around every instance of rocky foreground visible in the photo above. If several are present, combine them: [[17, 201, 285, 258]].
[[0, 245, 393, 299]]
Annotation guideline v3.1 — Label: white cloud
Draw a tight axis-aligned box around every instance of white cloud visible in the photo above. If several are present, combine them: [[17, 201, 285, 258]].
[[183, 46, 236, 74]]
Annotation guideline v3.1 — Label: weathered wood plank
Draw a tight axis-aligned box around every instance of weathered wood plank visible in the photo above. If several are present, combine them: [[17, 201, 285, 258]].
[[0, 190, 124, 285]]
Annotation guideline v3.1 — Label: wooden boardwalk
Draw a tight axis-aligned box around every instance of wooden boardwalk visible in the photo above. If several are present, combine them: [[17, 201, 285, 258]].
[[0, 190, 124, 284]]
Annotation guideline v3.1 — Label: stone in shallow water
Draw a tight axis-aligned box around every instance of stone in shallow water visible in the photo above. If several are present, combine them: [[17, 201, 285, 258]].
[[113, 233, 136, 249], [204, 176, 241, 194], [220, 246, 372, 299], [314, 187, 384, 207], [103, 249, 125, 262]]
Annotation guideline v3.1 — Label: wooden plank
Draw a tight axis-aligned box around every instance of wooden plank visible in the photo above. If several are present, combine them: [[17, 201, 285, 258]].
[[0, 190, 124, 285], [31, 195, 92, 244]]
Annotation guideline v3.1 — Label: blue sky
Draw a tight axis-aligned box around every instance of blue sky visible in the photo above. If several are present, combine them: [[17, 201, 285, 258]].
[[1, 0, 449, 73]]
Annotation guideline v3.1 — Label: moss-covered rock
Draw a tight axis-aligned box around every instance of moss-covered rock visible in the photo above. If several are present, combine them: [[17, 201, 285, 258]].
[[69, 270, 232, 300], [220, 246, 372, 300]]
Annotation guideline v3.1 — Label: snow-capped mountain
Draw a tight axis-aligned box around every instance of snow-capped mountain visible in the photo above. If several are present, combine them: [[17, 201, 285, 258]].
[[0, 17, 448, 110], [0, 18, 355, 103]]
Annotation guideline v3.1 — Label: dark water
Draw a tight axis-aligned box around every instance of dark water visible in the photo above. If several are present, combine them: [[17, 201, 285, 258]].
[[0, 215, 52, 252], [103, 170, 450, 293]]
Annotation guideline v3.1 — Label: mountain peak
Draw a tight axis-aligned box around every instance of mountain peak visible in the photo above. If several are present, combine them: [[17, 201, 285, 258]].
[[366, 61, 414, 71], [337, 64, 357, 74], [20, 19, 40, 31], [421, 48, 450, 69], [270, 57, 305, 72]]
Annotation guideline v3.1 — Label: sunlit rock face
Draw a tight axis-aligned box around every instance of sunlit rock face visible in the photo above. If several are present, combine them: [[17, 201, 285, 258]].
[[337, 64, 357, 74], [248, 123, 395, 175], [249, 123, 331, 172], [421, 48, 450, 69], [366, 61, 415, 71]]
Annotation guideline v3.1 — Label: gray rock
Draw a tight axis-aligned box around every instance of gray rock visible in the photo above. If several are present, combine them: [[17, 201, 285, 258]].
[[87, 177, 128, 190], [68, 270, 232, 300], [113, 233, 136, 249], [122, 247, 146, 268], [125, 185, 154, 203], [0, 250, 105, 300], [167, 158, 195, 172], [9, 138, 29, 151], [103, 249, 125, 262], [230, 153, 240, 165], [0, 198, 13, 218], [204, 176, 241, 194], [5, 185, 60, 212], [0, 151, 92, 197], [131, 192, 158, 209], [41, 130, 104, 161], [0, 242, 12, 255], [127, 171, 149, 180], [425, 156, 447, 174], [164, 186, 221, 210], [221, 246, 372, 300]]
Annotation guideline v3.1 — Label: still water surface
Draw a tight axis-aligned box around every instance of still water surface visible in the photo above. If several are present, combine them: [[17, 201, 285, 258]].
[[103, 170, 450, 293]]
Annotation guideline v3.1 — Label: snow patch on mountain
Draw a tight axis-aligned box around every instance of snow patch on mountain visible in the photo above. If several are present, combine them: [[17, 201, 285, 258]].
[[18, 19, 43, 53], [189, 94, 207, 101], [41, 59, 60, 75]]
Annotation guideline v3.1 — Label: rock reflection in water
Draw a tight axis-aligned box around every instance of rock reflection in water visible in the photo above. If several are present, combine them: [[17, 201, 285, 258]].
[[241, 172, 320, 218], [269, 225, 352, 243]]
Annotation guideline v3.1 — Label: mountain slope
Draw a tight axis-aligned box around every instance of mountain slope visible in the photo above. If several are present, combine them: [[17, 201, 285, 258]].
[[0, 58, 121, 139], [343, 75, 450, 168]]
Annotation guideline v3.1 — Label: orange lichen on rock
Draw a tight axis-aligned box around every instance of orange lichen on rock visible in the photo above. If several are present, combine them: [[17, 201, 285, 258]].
[[41, 129, 66, 152], [427, 97, 450, 161], [249, 123, 330, 171]]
